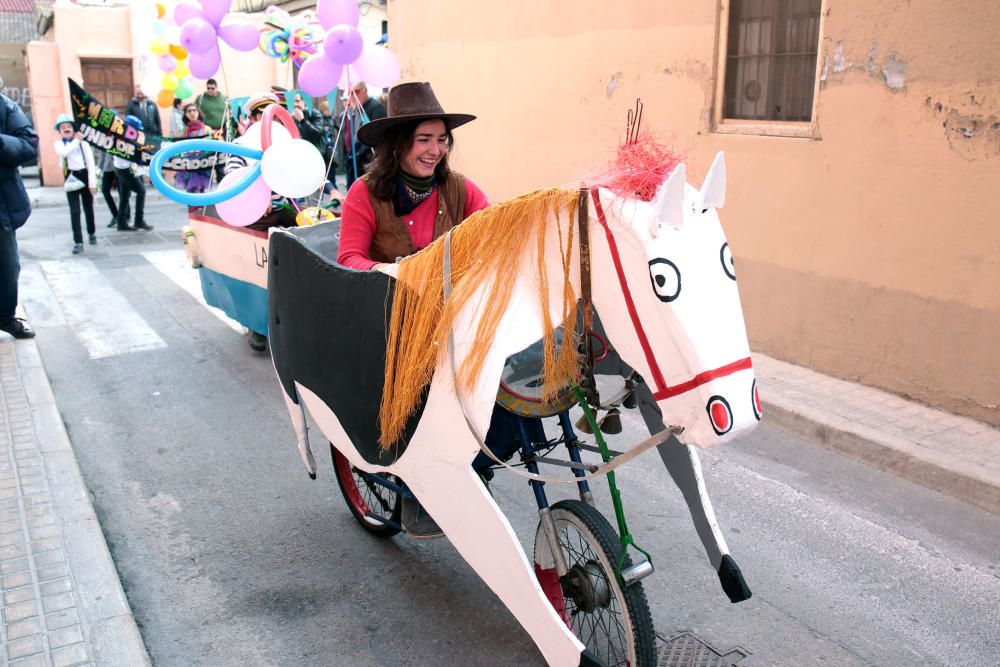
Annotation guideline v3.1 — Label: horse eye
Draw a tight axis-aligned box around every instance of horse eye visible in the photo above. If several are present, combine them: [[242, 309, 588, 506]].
[[648, 258, 681, 302], [720, 243, 735, 280]]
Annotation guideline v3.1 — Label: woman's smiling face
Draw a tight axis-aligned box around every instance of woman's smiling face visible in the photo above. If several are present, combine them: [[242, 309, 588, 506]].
[[400, 119, 448, 178]]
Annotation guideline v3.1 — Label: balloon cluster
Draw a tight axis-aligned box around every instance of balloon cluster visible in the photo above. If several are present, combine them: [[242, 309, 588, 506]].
[[175, 0, 260, 80], [297, 0, 400, 97], [144, 2, 195, 108], [151, 105, 327, 227], [259, 7, 321, 69]]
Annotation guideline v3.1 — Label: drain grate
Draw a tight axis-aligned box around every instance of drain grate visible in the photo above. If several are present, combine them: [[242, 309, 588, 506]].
[[656, 632, 749, 667]]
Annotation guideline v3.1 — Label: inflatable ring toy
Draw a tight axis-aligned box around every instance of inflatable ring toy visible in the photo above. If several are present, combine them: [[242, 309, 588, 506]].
[[150, 139, 263, 206]]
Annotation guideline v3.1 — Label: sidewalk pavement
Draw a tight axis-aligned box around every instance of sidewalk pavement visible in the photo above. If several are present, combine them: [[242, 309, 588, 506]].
[[0, 336, 149, 666], [26, 185, 167, 211], [0, 332, 995, 666]]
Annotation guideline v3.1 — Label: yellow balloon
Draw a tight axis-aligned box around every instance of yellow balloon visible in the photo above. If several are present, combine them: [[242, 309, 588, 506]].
[[155, 3, 166, 18], [156, 89, 174, 108], [161, 74, 179, 91], [174, 61, 190, 78], [169, 44, 188, 60], [296, 207, 337, 227], [150, 38, 169, 56]]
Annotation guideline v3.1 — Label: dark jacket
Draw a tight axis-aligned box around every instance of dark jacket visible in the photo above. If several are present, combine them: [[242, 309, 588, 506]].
[[339, 97, 387, 169], [296, 108, 326, 152], [125, 97, 162, 137], [0, 95, 37, 231]]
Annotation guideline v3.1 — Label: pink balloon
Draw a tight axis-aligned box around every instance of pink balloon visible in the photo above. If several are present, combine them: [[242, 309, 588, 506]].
[[173, 3, 204, 26], [336, 65, 359, 91], [324, 26, 363, 65], [352, 43, 400, 89], [298, 56, 343, 97], [158, 54, 178, 72], [218, 22, 260, 52], [215, 168, 271, 227], [189, 45, 221, 79], [180, 18, 217, 55], [200, 0, 231, 27], [316, 0, 359, 28]]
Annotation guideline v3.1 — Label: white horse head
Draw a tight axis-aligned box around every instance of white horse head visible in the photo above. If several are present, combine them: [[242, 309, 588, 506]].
[[590, 151, 759, 446]]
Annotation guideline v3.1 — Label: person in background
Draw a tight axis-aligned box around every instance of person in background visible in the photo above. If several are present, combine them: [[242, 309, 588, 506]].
[[125, 85, 162, 138], [169, 97, 185, 138], [0, 86, 38, 339], [290, 92, 325, 152], [113, 115, 152, 232], [95, 149, 119, 229], [340, 81, 386, 189], [52, 114, 97, 255], [174, 104, 212, 194], [315, 97, 340, 191], [196, 79, 228, 183]]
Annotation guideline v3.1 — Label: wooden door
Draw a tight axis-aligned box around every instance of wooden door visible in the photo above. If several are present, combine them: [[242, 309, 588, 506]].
[[80, 59, 133, 113]]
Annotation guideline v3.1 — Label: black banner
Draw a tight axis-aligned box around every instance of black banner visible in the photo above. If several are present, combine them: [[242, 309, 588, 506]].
[[69, 78, 160, 165]]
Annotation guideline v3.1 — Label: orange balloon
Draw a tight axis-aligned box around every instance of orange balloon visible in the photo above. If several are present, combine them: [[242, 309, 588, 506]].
[[169, 44, 188, 60], [156, 89, 174, 108], [155, 3, 165, 19]]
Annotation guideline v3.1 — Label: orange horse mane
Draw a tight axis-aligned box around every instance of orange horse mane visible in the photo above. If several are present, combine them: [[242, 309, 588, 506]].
[[379, 188, 580, 448]]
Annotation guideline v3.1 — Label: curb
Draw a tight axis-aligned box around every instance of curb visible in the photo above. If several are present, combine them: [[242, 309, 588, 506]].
[[762, 398, 1000, 514], [7, 336, 151, 665], [28, 189, 168, 210]]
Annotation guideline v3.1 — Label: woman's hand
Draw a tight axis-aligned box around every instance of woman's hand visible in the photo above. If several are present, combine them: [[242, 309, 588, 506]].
[[373, 263, 399, 278]]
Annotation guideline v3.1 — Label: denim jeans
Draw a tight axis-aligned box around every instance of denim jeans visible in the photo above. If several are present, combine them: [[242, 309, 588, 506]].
[[0, 225, 20, 320]]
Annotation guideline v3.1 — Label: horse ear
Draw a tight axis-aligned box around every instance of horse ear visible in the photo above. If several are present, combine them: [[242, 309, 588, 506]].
[[652, 162, 686, 236], [699, 151, 726, 210]]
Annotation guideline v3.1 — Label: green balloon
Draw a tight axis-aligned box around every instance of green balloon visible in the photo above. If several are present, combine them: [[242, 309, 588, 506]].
[[174, 79, 193, 99]]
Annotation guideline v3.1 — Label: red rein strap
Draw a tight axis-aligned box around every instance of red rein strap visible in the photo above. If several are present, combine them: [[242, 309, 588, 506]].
[[588, 188, 751, 402]]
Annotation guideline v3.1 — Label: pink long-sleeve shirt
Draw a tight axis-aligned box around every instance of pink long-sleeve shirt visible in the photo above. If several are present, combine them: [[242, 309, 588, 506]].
[[337, 177, 489, 270]]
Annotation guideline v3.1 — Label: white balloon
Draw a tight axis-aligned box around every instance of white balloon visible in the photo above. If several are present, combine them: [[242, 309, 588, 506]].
[[241, 120, 292, 152], [261, 139, 326, 199], [140, 66, 162, 98]]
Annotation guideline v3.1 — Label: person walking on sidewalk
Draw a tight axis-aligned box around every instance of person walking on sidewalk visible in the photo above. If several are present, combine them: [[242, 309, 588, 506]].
[[52, 114, 98, 254], [125, 86, 162, 138], [0, 88, 38, 339], [113, 115, 153, 232], [96, 149, 119, 228]]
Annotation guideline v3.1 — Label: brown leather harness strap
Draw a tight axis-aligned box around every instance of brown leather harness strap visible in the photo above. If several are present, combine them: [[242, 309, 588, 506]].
[[577, 188, 599, 407]]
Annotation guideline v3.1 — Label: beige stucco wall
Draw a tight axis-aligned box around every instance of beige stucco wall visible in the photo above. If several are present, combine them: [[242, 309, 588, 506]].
[[388, 0, 1000, 424]]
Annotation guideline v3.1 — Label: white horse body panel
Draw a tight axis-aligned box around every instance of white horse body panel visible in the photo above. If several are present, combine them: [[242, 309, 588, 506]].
[[268, 151, 758, 666]]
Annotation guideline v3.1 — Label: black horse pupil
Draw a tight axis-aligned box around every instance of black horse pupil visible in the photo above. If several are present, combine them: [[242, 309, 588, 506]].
[[655, 275, 666, 288]]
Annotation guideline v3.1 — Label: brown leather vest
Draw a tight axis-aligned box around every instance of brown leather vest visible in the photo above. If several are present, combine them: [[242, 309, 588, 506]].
[[365, 173, 467, 264]]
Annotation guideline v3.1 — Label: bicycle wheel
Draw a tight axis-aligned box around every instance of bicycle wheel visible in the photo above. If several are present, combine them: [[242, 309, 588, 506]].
[[534, 499, 657, 667], [330, 443, 401, 537]]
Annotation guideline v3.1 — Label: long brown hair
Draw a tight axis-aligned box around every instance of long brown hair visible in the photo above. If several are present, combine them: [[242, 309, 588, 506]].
[[365, 119, 454, 201]]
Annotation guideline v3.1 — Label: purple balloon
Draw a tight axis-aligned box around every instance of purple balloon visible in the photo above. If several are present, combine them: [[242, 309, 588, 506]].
[[353, 43, 401, 89], [218, 22, 260, 52], [316, 0, 360, 29], [173, 2, 204, 26], [180, 18, 217, 55], [200, 0, 231, 27], [158, 54, 178, 73], [298, 55, 343, 97], [189, 45, 222, 80], [324, 26, 363, 65]]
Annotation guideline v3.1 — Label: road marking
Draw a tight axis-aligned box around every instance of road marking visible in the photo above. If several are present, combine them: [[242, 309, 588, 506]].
[[19, 264, 68, 327], [141, 249, 244, 333], [40, 259, 167, 359]]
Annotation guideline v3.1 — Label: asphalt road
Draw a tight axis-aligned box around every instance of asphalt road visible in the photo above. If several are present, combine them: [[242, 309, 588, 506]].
[[15, 200, 1000, 666]]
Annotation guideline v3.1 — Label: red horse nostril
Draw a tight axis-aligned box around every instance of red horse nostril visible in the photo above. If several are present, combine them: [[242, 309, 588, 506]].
[[707, 395, 733, 435], [752, 380, 762, 421]]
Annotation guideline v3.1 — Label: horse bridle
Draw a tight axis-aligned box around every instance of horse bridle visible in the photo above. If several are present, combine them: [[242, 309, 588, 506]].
[[579, 187, 754, 404]]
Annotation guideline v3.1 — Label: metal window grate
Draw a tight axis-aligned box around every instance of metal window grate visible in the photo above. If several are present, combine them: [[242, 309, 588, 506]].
[[723, 0, 822, 121]]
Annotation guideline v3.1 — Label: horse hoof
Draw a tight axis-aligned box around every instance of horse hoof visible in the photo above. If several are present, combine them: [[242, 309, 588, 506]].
[[579, 648, 607, 667], [718, 554, 752, 603]]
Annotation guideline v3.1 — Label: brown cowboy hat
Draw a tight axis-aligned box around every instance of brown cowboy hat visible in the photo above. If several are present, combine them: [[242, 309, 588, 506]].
[[356, 81, 476, 146]]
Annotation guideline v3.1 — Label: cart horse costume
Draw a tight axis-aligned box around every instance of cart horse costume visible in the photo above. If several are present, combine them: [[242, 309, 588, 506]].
[[268, 112, 759, 665]]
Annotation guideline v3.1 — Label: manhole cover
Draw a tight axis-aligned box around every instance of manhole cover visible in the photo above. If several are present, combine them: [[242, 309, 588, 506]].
[[656, 632, 749, 666]]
